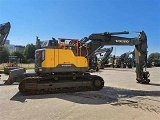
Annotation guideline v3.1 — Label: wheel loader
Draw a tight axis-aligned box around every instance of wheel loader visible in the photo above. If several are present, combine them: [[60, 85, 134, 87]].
[[5, 31, 150, 95], [4, 56, 23, 74]]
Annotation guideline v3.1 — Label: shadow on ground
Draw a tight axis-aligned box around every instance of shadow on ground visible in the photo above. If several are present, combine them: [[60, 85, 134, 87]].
[[144, 83, 160, 86], [10, 86, 160, 105], [103, 68, 135, 72]]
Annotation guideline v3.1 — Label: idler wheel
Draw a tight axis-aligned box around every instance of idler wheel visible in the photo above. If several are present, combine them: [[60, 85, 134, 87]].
[[19, 81, 26, 94], [92, 77, 104, 90]]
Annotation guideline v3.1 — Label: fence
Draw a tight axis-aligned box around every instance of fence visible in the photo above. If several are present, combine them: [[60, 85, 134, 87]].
[[0, 63, 35, 70]]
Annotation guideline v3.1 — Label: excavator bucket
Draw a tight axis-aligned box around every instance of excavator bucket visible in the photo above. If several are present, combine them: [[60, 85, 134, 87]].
[[4, 67, 21, 74], [4, 68, 26, 85]]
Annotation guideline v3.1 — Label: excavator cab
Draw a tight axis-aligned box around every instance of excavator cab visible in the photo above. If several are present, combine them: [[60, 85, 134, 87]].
[[88, 55, 99, 71]]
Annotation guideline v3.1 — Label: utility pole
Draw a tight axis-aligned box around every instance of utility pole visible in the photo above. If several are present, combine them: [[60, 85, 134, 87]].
[[114, 47, 116, 56]]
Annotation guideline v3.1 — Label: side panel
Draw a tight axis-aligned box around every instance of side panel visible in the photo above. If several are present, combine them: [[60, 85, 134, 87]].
[[42, 49, 55, 67], [55, 49, 76, 66], [54, 49, 58, 67], [37, 48, 88, 73]]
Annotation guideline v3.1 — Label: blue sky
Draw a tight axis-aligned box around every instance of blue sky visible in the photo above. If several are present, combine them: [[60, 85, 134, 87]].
[[0, 0, 160, 56]]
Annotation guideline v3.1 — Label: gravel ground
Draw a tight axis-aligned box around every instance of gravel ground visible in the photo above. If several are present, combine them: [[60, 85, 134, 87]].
[[0, 67, 160, 120]]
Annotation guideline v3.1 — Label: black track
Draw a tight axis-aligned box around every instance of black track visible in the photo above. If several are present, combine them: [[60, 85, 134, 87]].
[[19, 74, 104, 95]]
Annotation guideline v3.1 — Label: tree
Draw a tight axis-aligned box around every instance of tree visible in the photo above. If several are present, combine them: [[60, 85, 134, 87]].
[[11, 51, 27, 63], [23, 43, 36, 60], [0, 46, 10, 63], [148, 52, 160, 61]]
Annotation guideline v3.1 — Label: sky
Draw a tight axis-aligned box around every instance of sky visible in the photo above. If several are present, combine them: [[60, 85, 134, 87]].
[[0, 0, 160, 56]]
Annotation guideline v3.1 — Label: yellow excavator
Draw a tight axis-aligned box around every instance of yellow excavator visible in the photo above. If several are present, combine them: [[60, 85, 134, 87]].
[[5, 31, 150, 95]]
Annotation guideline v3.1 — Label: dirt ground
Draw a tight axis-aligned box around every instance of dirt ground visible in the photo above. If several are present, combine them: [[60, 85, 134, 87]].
[[0, 67, 160, 120]]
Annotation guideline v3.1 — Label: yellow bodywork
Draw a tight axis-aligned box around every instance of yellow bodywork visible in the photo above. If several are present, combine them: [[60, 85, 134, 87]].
[[41, 48, 88, 68]]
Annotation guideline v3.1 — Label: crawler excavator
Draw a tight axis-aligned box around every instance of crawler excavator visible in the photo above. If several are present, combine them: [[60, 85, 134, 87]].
[[6, 31, 150, 95], [113, 50, 134, 68]]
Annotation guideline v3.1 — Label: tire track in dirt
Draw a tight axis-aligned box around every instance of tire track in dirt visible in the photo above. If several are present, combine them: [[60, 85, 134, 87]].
[[68, 87, 160, 113]]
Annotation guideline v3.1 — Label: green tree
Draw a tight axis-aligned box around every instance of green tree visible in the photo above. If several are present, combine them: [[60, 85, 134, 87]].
[[148, 52, 160, 61], [0, 46, 10, 63], [23, 43, 36, 60], [11, 51, 27, 63]]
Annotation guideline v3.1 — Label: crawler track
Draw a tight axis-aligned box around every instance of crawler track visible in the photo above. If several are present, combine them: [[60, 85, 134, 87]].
[[19, 74, 104, 95]]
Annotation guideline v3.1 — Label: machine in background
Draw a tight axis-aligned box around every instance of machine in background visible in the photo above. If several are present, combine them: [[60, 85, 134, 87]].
[[112, 51, 134, 68], [4, 56, 23, 74], [98, 47, 113, 69], [88, 47, 113, 71]]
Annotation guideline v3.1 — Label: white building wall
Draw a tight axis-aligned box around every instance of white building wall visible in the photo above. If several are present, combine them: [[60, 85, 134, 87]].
[[4, 44, 15, 53], [4, 40, 25, 53]]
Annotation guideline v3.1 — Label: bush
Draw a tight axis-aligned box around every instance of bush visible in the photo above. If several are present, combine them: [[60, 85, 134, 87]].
[[27, 59, 35, 63]]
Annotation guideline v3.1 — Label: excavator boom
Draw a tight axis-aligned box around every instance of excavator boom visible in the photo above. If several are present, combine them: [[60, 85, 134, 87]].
[[0, 22, 11, 79], [80, 31, 150, 83], [0, 22, 11, 45]]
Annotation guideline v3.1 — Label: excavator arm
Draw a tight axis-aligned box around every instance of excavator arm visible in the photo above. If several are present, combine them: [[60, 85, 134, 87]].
[[81, 31, 140, 56], [80, 31, 150, 84], [0, 22, 11, 45]]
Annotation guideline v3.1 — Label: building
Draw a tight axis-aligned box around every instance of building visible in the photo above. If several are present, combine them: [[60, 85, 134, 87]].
[[15, 45, 25, 53], [4, 44, 15, 53], [4, 40, 25, 53]]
